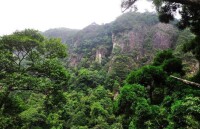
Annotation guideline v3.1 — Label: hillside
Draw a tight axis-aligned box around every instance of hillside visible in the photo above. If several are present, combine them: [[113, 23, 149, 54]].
[[44, 12, 183, 79], [43, 27, 79, 44]]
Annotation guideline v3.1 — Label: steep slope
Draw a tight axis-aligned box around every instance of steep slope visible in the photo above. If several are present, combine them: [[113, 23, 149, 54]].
[[43, 12, 180, 80], [68, 12, 178, 70]]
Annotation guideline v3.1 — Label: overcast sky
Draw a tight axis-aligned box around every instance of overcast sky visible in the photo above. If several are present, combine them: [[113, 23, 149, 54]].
[[0, 0, 155, 36]]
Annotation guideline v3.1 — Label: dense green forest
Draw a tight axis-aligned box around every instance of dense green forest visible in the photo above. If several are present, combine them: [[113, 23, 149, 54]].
[[1, 2, 200, 129]]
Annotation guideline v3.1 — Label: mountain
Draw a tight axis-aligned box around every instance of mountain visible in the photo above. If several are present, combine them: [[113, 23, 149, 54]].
[[43, 12, 197, 79], [43, 27, 79, 44]]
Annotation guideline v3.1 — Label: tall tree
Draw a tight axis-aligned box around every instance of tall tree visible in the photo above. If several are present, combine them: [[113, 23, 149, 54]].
[[122, 0, 200, 81], [122, 0, 200, 35], [0, 29, 44, 70], [0, 29, 69, 116]]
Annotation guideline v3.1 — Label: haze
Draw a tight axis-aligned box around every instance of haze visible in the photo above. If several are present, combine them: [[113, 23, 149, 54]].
[[0, 0, 154, 36]]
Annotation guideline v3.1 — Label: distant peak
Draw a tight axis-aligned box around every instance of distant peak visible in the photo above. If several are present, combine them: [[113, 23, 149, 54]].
[[91, 22, 98, 26]]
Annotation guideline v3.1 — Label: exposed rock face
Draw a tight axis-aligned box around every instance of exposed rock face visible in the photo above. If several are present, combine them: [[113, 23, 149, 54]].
[[106, 23, 179, 74], [112, 23, 178, 54], [112, 29, 146, 55], [68, 23, 178, 67], [95, 47, 106, 64], [43, 13, 180, 68], [152, 23, 178, 49]]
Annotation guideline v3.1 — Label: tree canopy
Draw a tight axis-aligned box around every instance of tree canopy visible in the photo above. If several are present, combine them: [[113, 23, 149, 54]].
[[0, 5, 200, 128]]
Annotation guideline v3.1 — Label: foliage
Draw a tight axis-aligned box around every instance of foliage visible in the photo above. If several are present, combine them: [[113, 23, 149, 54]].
[[169, 96, 200, 129], [112, 12, 159, 34], [43, 27, 79, 45], [109, 55, 136, 83], [0, 29, 69, 128], [0, 9, 199, 129], [69, 68, 106, 90], [153, 50, 185, 75]]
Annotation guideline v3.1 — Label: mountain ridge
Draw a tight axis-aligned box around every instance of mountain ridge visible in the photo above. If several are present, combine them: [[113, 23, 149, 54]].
[[43, 12, 197, 78]]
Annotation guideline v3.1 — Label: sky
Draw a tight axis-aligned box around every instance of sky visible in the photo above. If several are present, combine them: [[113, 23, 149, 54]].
[[0, 0, 155, 36]]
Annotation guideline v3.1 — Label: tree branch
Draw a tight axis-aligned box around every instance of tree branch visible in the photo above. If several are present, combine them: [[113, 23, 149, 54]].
[[121, 0, 137, 12], [170, 75, 200, 88], [121, 0, 200, 12], [165, 0, 200, 6]]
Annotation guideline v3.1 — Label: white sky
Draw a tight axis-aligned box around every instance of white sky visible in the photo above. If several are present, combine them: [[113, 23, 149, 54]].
[[0, 0, 155, 36]]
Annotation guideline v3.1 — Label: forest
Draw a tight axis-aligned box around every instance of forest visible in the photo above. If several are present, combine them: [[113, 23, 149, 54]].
[[0, 0, 200, 129]]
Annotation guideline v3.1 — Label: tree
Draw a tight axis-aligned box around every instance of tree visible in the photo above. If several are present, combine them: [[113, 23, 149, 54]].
[[122, 0, 200, 12], [153, 50, 185, 75], [121, 0, 200, 72], [121, 0, 200, 22], [126, 65, 166, 103], [121, 0, 200, 35], [183, 36, 200, 65], [0, 29, 44, 70], [43, 38, 67, 59], [115, 84, 148, 128], [0, 29, 67, 71], [169, 96, 200, 128], [58, 86, 121, 128], [69, 68, 105, 90], [109, 55, 135, 84], [0, 29, 69, 128], [0, 29, 69, 111]]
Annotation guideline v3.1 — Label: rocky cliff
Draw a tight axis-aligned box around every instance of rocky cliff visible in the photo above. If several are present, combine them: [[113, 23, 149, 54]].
[[43, 12, 179, 71], [111, 23, 178, 60]]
